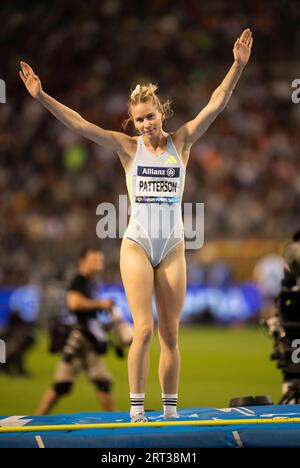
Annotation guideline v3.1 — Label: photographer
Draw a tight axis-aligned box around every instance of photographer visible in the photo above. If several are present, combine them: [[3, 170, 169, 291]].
[[36, 248, 116, 415]]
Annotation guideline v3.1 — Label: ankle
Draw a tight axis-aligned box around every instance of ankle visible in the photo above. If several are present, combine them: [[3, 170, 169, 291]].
[[130, 392, 145, 418], [162, 392, 178, 418]]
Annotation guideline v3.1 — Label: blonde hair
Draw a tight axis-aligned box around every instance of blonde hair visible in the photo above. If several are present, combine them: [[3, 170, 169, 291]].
[[122, 83, 173, 131]]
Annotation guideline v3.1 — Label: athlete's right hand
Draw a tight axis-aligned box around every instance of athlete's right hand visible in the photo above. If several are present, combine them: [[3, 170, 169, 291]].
[[19, 61, 42, 99]]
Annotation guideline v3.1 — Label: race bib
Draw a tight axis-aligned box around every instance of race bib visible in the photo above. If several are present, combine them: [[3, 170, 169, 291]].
[[135, 166, 180, 203]]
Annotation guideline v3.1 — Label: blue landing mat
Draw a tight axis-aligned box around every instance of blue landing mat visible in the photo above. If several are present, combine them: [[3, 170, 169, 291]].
[[1, 405, 300, 448]]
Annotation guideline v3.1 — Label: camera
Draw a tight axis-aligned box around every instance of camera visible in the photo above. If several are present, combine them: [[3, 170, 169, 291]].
[[263, 231, 300, 403], [103, 306, 134, 359]]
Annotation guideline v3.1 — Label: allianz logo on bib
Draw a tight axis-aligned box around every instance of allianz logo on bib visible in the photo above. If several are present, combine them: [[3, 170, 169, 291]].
[[137, 166, 179, 178]]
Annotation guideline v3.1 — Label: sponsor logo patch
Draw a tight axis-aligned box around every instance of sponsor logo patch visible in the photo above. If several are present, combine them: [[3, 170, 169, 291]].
[[137, 166, 179, 178]]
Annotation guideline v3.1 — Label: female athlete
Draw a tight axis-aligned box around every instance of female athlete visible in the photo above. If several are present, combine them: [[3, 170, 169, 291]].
[[20, 28, 253, 421]]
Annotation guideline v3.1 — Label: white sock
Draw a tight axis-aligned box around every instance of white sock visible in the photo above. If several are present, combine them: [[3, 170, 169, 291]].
[[162, 393, 178, 418], [130, 392, 145, 417]]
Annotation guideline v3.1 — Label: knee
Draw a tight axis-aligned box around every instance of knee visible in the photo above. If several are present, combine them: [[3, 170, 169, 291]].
[[93, 379, 113, 393], [53, 381, 72, 396], [159, 329, 179, 350], [134, 325, 154, 347]]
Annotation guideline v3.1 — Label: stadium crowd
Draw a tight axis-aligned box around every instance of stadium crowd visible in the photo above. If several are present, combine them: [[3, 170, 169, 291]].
[[1, 0, 300, 284]]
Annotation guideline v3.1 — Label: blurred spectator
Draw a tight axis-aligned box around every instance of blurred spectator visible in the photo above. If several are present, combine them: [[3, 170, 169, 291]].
[[0, 271, 39, 377], [1, 1, 300, 282], [253, 253, 285, 321]]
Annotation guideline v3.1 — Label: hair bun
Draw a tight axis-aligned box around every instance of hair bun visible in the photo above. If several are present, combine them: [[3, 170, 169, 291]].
[[130, 83, 158, 100], [130, 84, 141, 99], [146, 83, 158, 95]]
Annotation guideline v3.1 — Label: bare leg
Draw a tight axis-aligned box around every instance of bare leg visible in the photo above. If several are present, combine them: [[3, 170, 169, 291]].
[[154, 241, 186, 395], [84, 349, 116, 412], [36, 357, 80, 415], [95, 391, 115, 411], [35, 388, 58, 415], [120, 239, 154, 393]]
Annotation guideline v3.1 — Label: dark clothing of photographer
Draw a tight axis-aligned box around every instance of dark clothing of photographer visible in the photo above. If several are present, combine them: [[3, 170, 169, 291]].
[[69, 274, 99, 323], [66, 274, 109, 356]]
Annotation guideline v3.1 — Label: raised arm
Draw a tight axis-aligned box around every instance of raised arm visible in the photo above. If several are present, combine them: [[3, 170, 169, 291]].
[[176, 29, 253, 150], [19, 61, 133, 156]]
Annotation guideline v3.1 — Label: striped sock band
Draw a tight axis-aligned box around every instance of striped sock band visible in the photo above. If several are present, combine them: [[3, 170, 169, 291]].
[[130, 393, 145, 418], [162, 393, 178, 417]]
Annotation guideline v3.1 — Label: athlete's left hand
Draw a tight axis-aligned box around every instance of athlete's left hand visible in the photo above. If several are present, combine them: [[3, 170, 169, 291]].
[[233, 29, 253, 67]]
